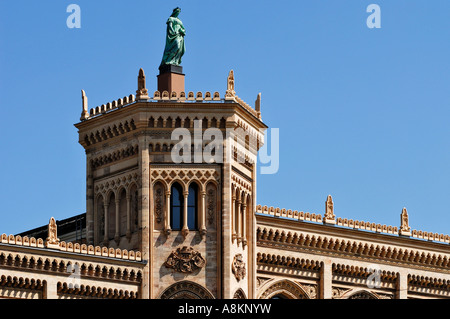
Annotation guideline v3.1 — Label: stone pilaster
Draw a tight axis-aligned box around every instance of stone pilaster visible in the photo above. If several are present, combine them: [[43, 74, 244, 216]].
[[397, 271, 409, 299], [138, 135, 150, 299], [320, 259, 332, 299]]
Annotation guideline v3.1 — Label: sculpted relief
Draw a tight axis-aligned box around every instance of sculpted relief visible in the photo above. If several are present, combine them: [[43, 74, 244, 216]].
[[164, 246, 206, 273]]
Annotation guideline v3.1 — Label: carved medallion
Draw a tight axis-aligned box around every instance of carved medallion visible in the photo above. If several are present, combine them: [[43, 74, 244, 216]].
[[164, 246, 206, 273], [232, 254, 246, 281]]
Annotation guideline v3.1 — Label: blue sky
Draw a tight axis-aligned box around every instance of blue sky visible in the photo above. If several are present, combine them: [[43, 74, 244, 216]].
[[0, 1, 449, 237]]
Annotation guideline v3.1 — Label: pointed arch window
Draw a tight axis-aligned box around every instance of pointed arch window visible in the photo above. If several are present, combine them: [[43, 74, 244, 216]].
[[170, 183, 183, 230], [187, 183, 198, 230]]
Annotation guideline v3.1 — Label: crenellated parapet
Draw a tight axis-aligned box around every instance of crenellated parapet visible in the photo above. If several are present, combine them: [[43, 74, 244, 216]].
[[79, 69, 263, 123], [256, 197, 450, 245], [87, 94, 136, 119], [1, 218, 142, 262], [256, 205, 323, 224]]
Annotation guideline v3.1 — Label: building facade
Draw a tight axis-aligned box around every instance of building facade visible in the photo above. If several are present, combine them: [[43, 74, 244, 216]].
[[0, 66, 449, 300]]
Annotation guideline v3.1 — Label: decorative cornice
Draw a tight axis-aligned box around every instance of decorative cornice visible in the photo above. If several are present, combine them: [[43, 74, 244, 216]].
[[257, 252, 321, 271], [256, 226, 450, 271], [57, 282, 138, 299]]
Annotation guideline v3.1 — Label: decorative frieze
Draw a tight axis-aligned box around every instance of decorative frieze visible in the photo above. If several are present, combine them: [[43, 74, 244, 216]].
[[151, 166, 220, 189]]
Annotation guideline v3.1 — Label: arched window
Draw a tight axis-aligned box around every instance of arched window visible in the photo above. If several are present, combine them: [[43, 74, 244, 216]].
[[170, 183, 183, 230], [187, 183, 198, 230]]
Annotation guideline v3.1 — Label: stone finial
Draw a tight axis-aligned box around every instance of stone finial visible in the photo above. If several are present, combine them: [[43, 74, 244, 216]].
[[255, 93, 262, 119], [225, 70, 236, 99], [136, 68, 149, 100], [323, 195, 336, 225], [45, 217, 60, 249], [80, 90, 89, 121], [399, 207, 411, 236]]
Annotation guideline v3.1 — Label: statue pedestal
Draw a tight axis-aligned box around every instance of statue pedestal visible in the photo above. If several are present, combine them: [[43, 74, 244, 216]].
[[157, 65, 185, 95]]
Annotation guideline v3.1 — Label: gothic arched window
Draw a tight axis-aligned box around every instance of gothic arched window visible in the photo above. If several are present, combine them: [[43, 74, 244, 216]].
[[170, 183, 183, 230], [187, 183, 198, 230]]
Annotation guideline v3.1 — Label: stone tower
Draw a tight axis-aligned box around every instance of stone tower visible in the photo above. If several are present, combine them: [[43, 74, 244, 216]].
[[74, 67, 267, 299]]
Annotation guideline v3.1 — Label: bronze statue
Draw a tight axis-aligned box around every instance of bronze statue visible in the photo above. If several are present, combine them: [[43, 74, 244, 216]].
[[160, 7, 186, 69]]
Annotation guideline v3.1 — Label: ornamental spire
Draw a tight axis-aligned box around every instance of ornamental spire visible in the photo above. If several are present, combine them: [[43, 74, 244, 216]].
[[225, 70, 236, 99], [136, 68, 149, 100], [255, 93, 262, 119], [80, 89, 89, 121]]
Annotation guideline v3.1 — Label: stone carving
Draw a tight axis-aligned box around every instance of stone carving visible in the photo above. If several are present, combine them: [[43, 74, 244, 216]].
[[257, 277, 270, 288], [300, 283, 318, 299], [255, 93, 261, 119], [232, 254, 246, 281], [259, 280, 307, 299], [206, 188, 215, 225], [233, 289, 246, 299], [80, 90, 89, 121], [160, 281, 214, 299], [164, 246, 206, 273], [332, 287, 351, 299], [155, 186, 163, 224], [136, 68, 149, 100], [225, 70, 236, 98], [400, 207, 411, 236], [45, 217, 60, 249], [324, 195, 336, 225], [348, 291, 378, 299]]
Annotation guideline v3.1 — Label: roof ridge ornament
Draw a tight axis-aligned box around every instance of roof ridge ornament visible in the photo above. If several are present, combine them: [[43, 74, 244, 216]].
[[80, 90, 89, 121], [255, 93, 262, 119], [136, 68, 149, 100], [225, 70, 236, 100], [323, 195, 336, 225], [399, 207, 411, 236], [45, 217, 60, 249]]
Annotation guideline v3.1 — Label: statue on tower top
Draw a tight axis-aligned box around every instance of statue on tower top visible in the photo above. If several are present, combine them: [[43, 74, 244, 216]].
[[159, 7, 186, 70]]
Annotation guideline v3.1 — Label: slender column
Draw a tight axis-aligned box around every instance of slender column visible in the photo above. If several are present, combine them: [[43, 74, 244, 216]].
[[182, 191, 189, 237], [115, 199, 120, 242], [200, 191, 207, 237], [320, 259, 332, 299], [242, 202, 247, 247], [126, 195, 131, 239], [103, 203, 109, 244], [231, 194, 236, 242], [165, 191, 171, 235], [237, 199, 242, 244]]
